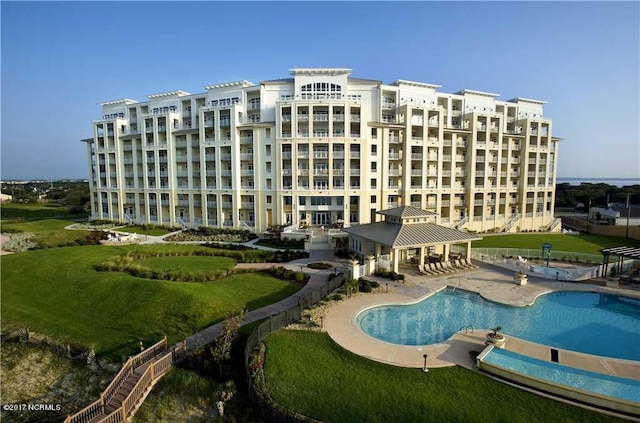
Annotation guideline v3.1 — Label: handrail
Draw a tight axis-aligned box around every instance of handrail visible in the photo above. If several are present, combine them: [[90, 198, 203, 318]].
[[65, 337, 172, 423]]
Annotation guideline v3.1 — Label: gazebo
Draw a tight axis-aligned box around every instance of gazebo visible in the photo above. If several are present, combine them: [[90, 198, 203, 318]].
[[343, 206, 482, 273], [600, 246, 640, 277]]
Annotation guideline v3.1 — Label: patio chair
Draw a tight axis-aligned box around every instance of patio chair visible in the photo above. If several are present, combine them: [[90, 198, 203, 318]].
[[430, 263, 446, 274]]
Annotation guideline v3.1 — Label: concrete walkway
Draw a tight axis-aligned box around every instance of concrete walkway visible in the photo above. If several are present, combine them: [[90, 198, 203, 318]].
[[181, 248, 350, 350], [324, 261, 640, 374]]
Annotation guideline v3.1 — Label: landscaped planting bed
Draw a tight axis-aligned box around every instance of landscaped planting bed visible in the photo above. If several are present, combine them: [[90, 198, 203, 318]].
[[166, 227, 257, 243]]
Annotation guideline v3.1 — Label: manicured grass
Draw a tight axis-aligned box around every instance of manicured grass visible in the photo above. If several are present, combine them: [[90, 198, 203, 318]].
[[1, 219, 90, 247], [0, 202, 87, 222], [117, 225, 175, 236], [471, 233, 640, 255], [263, 331, 621, 423], [1, 245, 302, 359], [137, 256, 237, 275]]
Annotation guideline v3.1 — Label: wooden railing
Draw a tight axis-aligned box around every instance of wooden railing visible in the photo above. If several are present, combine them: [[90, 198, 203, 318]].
[[64, 337, 186, 423]]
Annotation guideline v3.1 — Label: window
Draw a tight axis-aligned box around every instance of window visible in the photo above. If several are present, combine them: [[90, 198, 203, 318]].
[[371, 162, 377, 172], [371, 195, 376, 202], [371, 179, 377, 189], [299, 197, 306, 206], [266, 195, 272, 204], [371, 145, 377, 156]]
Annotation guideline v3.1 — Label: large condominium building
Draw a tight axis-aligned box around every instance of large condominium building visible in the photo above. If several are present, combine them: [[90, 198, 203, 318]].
[[83, 68, 561, 234]]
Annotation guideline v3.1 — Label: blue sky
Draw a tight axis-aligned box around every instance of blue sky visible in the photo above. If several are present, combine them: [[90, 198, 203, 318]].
[[1, 1, 639, 180]]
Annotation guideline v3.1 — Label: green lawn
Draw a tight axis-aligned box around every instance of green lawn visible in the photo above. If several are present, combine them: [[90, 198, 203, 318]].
[[0, 202, 86, 222], [117, 225, 175, 236], [263, 331, 621, 423], [1, 245, 302, 359], [471, 233, 640, 255], [1, 219, 90, 247], [137, 256, 237, 275]]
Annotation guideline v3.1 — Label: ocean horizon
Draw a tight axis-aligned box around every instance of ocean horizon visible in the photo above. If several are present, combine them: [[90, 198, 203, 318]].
[[556, 177, 640, 187]]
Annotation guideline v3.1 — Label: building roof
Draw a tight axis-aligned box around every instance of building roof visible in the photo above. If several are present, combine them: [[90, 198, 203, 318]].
[[289, 68, 352, 76], [100, 99, 138, 106], [343, 221, 481, 248], [377, 206, 438, 219], [392, 79, 441, 89], [508, 97, 548, 105], [204, 81, 255, 90], [456, 89, 500, 98], [146, 90, 191, 99], [261, 78, 295, 84], [348, 77, 382, 84], [600, 246, 640, 259]]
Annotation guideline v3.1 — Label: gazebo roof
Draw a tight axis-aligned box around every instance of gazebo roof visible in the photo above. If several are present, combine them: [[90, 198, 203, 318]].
[[377, 206, 438, 219], [343, 221, 482, 248]]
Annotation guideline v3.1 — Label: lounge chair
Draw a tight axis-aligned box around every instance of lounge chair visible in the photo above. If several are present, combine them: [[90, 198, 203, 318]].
[[442, 261, 458, 273], [429, 263, 445, 274]]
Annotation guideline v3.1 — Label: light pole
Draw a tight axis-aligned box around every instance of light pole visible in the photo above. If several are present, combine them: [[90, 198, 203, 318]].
[[586, 197, 593, 233], [423, 354, 429, 373]]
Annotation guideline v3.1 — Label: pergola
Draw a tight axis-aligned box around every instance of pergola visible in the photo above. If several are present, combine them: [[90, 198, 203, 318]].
[[343, 206, 482, 273], [600, 246, 640, 277]]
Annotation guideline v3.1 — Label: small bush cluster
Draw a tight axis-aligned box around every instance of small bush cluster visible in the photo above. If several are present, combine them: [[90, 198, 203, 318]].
[[328, 293, 344, 301], [373, 270, 405, 281], [307, 262, 333, 270], [71, 221, 114, 230], [2, 232, 37, 252], [166, 227, 257, 243], [268, 266, 308, 283], [357, 278, 381, 293]]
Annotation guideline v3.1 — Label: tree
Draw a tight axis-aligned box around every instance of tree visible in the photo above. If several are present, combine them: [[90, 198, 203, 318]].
[[210, 309, 245, 377]]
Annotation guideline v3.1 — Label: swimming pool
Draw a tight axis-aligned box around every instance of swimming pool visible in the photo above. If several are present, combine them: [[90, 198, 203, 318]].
[[357, 289, 640, 361]]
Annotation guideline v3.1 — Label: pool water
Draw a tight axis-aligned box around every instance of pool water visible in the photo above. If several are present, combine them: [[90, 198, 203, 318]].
[[357, 289, 640, 361], [483, 348, 640, 403]]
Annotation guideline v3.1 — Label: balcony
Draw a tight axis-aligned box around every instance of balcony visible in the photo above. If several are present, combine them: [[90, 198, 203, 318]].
[[282, 169, 293, 176], [333, 151, 345, 159], [350, 152, 361, 159], [240, 137, 253, 144], [241, 202, 255, 209], [282, 152, 292, 159], [240, 153, 253, 160], [333, 114, 344, 122], [410, 170, 422, 176], [411, 153, 422, 160], [350, 115, 361, 122], [333, 169, 344, 176], [282, 115, 292, 122], [220, 154, 232, 161], [313, 152, 329, 159], [388, 169, 401, 176], [313, 114, 329, 122], [389, 136, 401, 143], [313, 169, 329, 176], [349, 169, 360, 176], [240, 169, 254, 176], [297, 114, 309, 122]]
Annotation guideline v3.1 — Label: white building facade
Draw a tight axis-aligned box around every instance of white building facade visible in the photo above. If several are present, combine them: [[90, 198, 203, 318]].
[[83, 68, 561, 233]]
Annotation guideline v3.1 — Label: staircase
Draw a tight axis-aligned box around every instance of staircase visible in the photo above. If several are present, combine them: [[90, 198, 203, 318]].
[[503, 213, 521, 232], [65, 338, 186, 423], [547, 217, 562, 232], [455, 216, 468, 230]]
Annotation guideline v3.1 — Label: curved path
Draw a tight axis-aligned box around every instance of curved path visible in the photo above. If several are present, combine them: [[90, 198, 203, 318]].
[[180, 249, 350, 351]]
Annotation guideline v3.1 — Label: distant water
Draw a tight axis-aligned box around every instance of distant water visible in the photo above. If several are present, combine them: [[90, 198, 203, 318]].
[[556, 178, 640, 187]]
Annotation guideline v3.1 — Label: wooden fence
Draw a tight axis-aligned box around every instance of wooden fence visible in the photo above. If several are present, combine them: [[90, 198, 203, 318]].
[[64, 337, 186, 423], [243, 272, 347, 423]]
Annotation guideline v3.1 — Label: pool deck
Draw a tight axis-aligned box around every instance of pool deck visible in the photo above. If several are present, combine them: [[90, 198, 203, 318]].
[[324, 262, 640, 379]]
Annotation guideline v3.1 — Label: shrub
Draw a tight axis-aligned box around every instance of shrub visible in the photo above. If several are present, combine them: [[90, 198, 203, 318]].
[[2, 232, 37, 252], [369, 280, 380, 288], [358, 279, 373, 293], [328, 293, 343, 301], [307, 262, 332, 270], [294, 272, 306, 282]]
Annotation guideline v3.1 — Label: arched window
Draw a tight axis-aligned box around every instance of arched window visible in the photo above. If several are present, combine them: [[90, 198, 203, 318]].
[[301, 82, 342, 93]]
